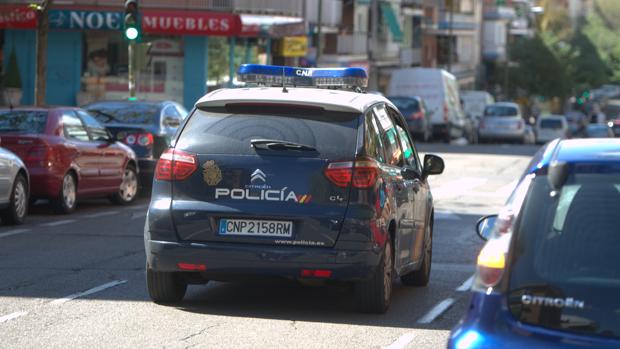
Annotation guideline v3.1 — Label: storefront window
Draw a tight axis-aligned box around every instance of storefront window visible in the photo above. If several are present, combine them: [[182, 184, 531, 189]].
[[78, 32, 184, 105]]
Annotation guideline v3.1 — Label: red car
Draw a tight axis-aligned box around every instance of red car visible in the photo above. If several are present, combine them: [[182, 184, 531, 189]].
[[0, 107, 139, 213]]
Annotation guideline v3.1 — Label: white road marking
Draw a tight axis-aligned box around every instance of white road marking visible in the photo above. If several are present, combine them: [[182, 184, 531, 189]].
[[456, 275, 475, 292], [49, 280, 127, 305], [83, 211, 118, 219], [131, 212, 147, 219], [41, 219, 76, 227], [383, 331, 416, 349], [434, 210, 461, 221], [417, 298, 456, 324], [0, 228, 30, 239], [0, 311, 28, 324]]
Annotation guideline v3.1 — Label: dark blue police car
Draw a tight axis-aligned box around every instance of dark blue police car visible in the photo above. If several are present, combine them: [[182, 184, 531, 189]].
[[144, 65, 444, 313]]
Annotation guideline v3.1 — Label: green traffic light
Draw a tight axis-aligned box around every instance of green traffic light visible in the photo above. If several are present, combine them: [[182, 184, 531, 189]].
[[125, 27, 138, 40]]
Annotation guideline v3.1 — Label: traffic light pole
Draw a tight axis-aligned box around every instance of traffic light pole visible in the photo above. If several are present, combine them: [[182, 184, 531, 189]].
[[128, 41, 136, 99]]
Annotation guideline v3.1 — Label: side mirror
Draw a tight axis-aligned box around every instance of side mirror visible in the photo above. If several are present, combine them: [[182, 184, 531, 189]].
[[476, 215, 497, 241], [548, 161, 569, 190], [423, 154, 444, 177]]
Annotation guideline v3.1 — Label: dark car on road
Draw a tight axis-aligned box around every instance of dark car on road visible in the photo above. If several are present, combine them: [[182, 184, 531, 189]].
[[0, 107, 139, 213], [83, 100, 188, 188], [387, 96, 431, 142], [449, 139, 620, 349], [144, 65, 444, 313]]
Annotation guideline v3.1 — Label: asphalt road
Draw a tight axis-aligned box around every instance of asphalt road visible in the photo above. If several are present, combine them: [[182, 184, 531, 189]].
[[0, 143, 540, 349]]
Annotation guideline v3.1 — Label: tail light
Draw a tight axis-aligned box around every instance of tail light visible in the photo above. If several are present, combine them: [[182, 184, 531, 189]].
[[137, 133, 154, 146], [124, 133, 153, 146], [125, 134, 137, 145], [155, 148, 197, 181], [443, 103, 449, 122], [408, 111, 424, 120], [479, 120, 485, 129], [473, 211, 514, 291], [475, 233, 511, 289], [26, 146, 52, 167], [324, 157, 379, 189], [300, 269, 332, 278]]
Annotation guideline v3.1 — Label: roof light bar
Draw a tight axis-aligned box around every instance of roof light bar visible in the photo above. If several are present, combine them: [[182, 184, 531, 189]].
[[237, 64, 368, 90]]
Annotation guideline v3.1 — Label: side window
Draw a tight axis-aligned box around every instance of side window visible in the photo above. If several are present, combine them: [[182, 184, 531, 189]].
[[77, 110, 110, 142], [175, 104, 189, 120], [62, 111, 90, 142], [162, 105, 181, 127], [364, 111, 386, 163], [396, 125, 421, 171], [373, 105, 403, 167]]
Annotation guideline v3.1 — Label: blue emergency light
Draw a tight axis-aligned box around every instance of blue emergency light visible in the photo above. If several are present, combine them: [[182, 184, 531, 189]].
[[237, 64, 368, 90]]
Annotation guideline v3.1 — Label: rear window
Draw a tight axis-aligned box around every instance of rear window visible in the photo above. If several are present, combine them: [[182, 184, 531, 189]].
[[484, 105, 518, 117], [388, 97, 420, 112], [508, 168, 620, 339], [540, 119, 563, 129], [86, 103, 160, 125], [0, 110, 48, 133], [175, 106, 360, 158]]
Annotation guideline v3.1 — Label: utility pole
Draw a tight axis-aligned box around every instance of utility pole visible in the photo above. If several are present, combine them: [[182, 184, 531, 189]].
[[316, 0, 323, 66], [35, 0, 51, 106], [447, 0, 454, 73]]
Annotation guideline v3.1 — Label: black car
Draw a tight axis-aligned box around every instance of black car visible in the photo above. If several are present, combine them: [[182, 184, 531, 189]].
[[144, 64, 444, 313], [387, 96, 431, 142], [83, 100, 188, 187]]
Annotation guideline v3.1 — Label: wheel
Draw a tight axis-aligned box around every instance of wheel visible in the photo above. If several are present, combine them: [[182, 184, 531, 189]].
[[147, 267, 187, 303], [355, 236, 393, 313], [401, 219, 432, 286], [52, 172, 77, 214], [1, 174, 28, 225], [111, 166, 139, 205]]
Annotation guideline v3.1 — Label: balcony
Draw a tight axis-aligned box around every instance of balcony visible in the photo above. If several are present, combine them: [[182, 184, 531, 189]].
[[305, 0, 343, 28], [234, 0, 303, 17], [400, 47, 422, 66], [337, 32, 368, 55], [438, 11, 477, 30]]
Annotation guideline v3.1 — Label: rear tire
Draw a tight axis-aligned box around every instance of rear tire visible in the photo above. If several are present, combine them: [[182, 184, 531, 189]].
[[111, 165, 139, 205], [401, 220, 432, 286], [52, 172, 77, 214], [147, 268, 187, 303], [1, 174, 28, 225], [355, 237, 393, 313]]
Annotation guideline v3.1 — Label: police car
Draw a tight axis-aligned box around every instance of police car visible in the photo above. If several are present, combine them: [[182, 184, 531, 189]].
[[144, 65, 444, 313]]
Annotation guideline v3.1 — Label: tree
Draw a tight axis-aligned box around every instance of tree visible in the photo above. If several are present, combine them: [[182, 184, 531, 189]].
[[582, 0, 620, 82]]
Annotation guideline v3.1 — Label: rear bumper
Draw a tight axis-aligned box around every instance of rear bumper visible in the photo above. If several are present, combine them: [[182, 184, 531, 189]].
[[146, 239, 381, 281], [28, 168, 62, 198]]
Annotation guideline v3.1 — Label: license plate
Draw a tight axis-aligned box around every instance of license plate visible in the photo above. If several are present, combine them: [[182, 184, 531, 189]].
[[219, 219, 293, 238]]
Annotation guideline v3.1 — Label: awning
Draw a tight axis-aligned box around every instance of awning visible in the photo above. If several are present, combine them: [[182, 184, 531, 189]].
[[380, 2, 403, 42]]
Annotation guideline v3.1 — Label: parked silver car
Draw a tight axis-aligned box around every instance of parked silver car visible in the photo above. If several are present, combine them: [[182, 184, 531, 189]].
[[0, 146, 29, 225], [478, 102, 532, 144]]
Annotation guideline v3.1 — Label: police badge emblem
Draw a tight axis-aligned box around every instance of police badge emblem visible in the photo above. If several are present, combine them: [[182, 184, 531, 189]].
[[202, 160, 222, 186]]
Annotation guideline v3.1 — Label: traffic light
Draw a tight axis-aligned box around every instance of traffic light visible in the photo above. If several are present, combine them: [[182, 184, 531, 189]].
[[124, 0, 140, 41]]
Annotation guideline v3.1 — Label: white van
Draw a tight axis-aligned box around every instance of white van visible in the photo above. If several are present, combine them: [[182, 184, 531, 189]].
[[388, 68, 465, 142], [461, 90, 495, 119]]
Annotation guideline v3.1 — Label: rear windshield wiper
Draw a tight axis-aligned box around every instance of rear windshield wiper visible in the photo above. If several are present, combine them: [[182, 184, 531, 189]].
[[251, 139, 317, 152]]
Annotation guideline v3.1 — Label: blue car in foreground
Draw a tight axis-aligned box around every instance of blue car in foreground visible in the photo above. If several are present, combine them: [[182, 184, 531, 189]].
[[449, 138, 620, 349]]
